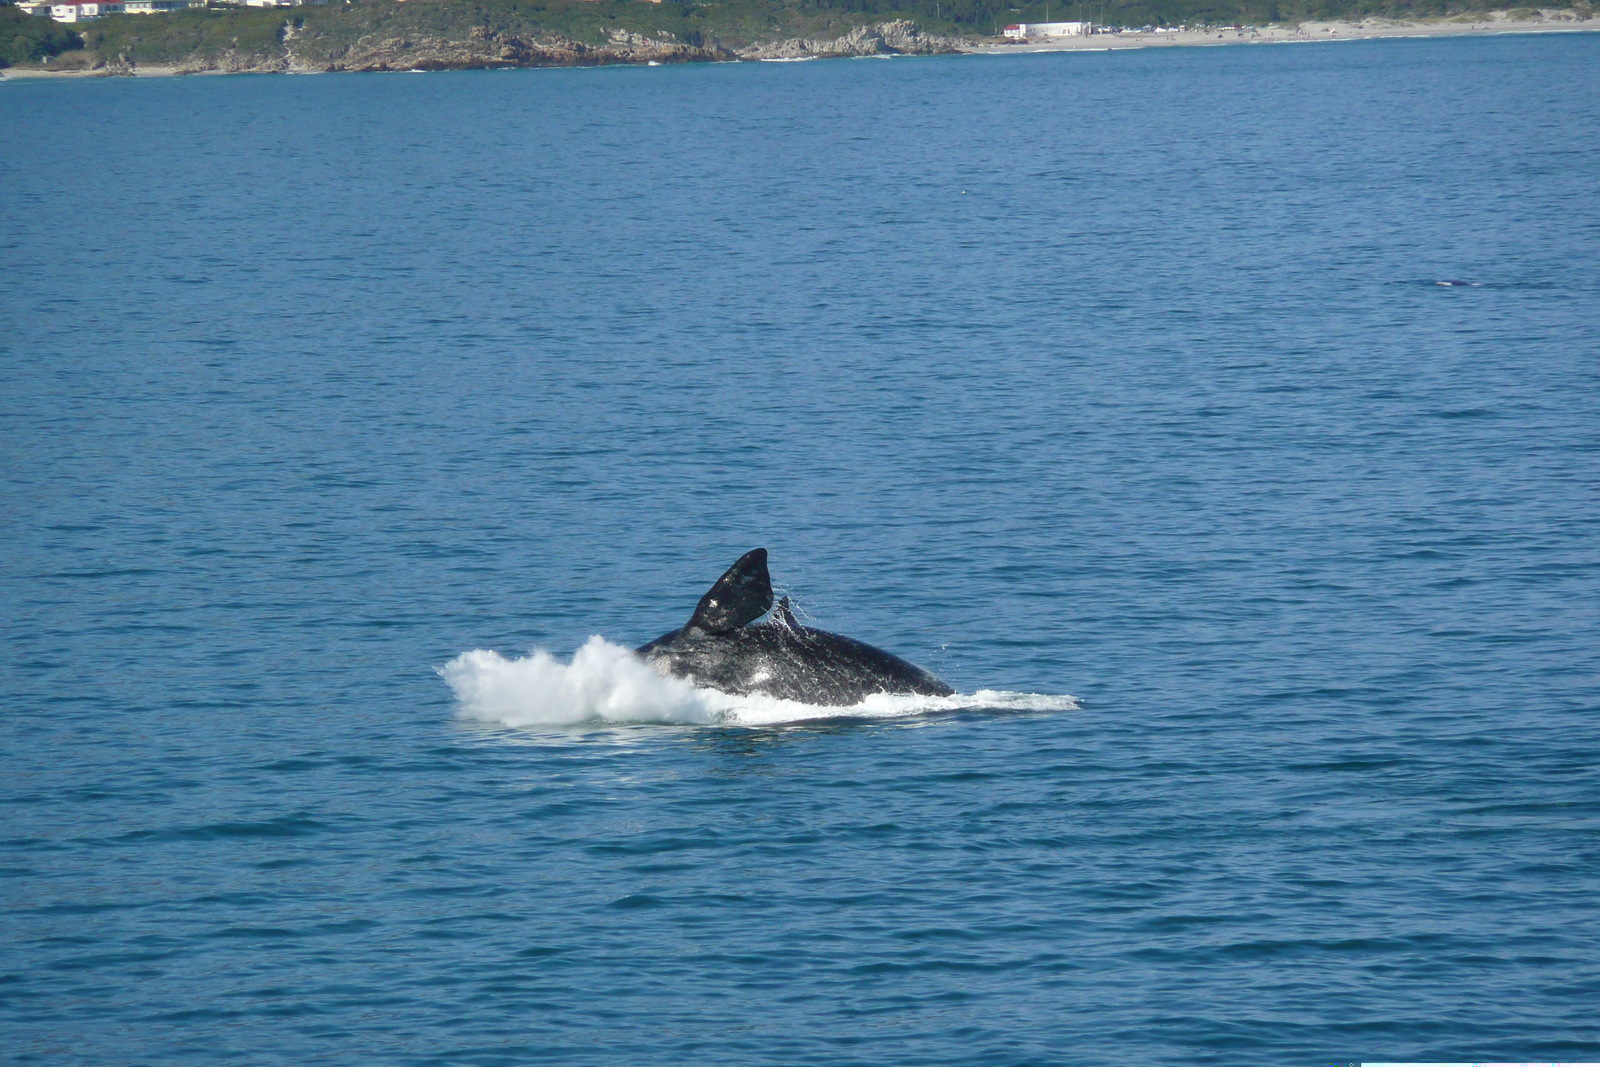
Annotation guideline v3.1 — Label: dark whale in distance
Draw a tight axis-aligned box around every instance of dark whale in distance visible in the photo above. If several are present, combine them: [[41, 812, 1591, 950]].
[[636, 549, 954, 706]]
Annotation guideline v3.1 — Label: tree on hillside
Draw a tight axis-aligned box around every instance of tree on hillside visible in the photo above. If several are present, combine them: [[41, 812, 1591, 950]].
[[1, 5, 82, 67]]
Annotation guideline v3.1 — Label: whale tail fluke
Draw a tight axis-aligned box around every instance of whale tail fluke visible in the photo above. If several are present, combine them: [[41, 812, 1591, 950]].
[[688, 549, 774, 634]]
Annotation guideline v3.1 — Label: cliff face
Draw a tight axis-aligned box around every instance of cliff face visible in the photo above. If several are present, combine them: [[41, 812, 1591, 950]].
[[86, 15, 963, 75], [733, 20, 963, 60], [286, 24, 726, 73]]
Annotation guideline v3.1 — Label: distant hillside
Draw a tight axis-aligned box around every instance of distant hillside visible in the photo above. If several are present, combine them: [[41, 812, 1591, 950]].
[[8, 0, 1595, 73], [37, 1, 966, 72]]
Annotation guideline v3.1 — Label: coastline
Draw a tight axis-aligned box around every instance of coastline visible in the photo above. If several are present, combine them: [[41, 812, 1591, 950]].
[[3, 10, 1597, 79], [966, 12, 1600, 54], [2, 63, 198, 77], [0, 19, 960, 77]]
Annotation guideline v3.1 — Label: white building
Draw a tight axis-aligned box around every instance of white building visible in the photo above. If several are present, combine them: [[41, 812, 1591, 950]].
[[49, 1, 124, 20], [240, 0, 326, 7], [1003, 21, 1092, 38], [19, 1, 56, 14]]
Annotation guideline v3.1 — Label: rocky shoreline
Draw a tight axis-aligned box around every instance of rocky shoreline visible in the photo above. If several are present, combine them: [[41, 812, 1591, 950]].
[[3, 18, 966, 76]]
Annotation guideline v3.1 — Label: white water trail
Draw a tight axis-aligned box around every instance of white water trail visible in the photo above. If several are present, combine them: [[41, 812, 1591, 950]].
[[441, 637, 1078, 728]]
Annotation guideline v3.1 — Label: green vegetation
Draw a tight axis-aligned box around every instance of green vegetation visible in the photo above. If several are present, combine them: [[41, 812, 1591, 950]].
[[80, 4, 305, 61], [7, 0, 1594, 72], [75, 0, 922, 63], [1, 4, 82, 66]]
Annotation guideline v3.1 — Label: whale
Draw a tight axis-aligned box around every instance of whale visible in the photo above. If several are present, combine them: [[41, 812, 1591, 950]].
[[636, 549, 954, 706]]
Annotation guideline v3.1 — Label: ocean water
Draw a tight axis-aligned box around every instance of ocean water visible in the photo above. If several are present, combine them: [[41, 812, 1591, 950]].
[[3, 32, 1599, 1064]]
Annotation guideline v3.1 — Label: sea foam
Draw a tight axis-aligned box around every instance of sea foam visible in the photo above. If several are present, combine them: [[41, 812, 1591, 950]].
[[440, 636, 1077, 728]]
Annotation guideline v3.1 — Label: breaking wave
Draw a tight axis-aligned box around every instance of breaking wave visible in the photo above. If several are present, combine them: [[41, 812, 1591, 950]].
[[440, 636, 1078, 728]]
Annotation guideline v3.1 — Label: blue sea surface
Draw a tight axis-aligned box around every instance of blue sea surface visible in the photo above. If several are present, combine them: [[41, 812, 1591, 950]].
[[3, 33, 1599, 1064]]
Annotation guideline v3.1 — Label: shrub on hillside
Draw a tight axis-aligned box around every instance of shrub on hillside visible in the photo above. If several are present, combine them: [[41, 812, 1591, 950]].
[[0, 5, 83, 66]]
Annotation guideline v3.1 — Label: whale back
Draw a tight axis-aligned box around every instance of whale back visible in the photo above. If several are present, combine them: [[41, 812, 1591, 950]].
[[638, 550, 953, 705], [641, 620, 952, 705], [687, 548, 774, 634]]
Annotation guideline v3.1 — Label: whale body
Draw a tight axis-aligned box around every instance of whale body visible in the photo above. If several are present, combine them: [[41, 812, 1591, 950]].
[[636, 549, 953, 706]]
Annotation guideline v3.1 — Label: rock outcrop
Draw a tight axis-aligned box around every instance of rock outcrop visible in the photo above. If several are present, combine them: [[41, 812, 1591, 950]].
[[735, 20, 964, 60], [285, 25, 729, 73], [76, 18, 964, 75]]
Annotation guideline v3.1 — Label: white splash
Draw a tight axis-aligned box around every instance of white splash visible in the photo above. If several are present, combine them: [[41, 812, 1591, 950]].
[[440, 637, 1078, 728]]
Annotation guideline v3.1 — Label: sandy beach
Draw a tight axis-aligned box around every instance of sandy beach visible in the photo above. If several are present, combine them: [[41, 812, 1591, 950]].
[[969, 10, 1600, 53], [0, 64, 199, 78]]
